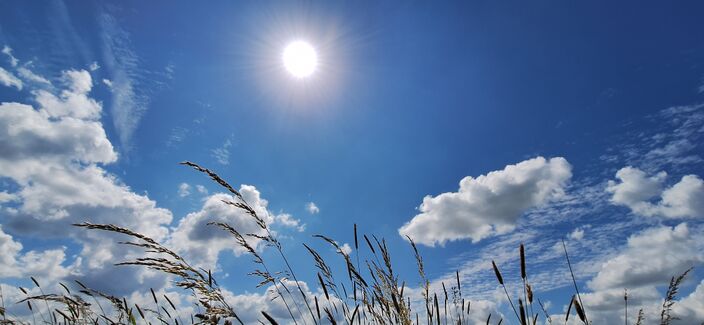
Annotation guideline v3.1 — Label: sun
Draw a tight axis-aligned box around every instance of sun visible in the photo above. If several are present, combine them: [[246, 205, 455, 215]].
[[282, 41, 318, 78]]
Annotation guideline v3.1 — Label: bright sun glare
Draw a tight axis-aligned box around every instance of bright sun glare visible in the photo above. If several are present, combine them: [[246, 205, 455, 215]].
[[283, 41, 318, 78]]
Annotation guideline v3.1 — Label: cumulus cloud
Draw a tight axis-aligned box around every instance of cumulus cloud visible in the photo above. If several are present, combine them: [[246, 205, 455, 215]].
[[36, 70, 103, 120], [169, 190, 269, 268], [399, 157, 572, 246], [606, 167, 667, 214], [169, 186, 304, 269], [306, 201, 320, 214], [403, 282, 504, 325], [196, 184, 208, 194], [583, 286, 661, 317], [275, 213, 306, 232], [560, 223, 704, 324], [673, 279, 704, 323], [607, 167, 704, 218], [588, 223, 702, 291], [463, 300, 504, 324], [0, 63, 172, 295], [228, 279, 308, 323], [0, 102, 113, 165], [0, 226, 76, 281], [223, 278, 352, 324], [0, 61, 303, 297]]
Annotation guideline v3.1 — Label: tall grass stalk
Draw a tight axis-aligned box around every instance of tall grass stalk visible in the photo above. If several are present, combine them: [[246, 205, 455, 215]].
[[561, 239, 588, 324]]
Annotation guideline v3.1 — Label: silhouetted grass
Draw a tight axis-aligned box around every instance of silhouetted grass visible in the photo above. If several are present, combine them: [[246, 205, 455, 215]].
[[0, 162, 696, 325]]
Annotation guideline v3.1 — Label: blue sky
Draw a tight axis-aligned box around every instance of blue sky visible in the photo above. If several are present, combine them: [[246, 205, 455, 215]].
[[1, 1, 704, 324]]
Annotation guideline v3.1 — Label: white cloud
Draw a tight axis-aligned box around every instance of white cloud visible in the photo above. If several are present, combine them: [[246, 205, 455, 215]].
[[607, 167, 704, 218], [0, 283, 45, 320], [64, 69, 92, 94], [167, 126, 188, 147], [17, 66, 51, 85], [2, 45, 18, 67], [169, 191, 267, 269], [587, 223, 702, 291], [399, 157, 572, 246], [644, 139, 700, 166], [0, 63, 172, 295], [178, 182, 191, 197], [169, 185, 303, 268], [607, 167, 666, 214], [0, 191, 18, 204], [212, 139, 232, 165], [403, 283, 503, 325], [0, 55, 313, 301], [99, 13, 150, 151], [0, 280, 198, 323], [568, 227, 585, 241], [275, 213, 306, 232], [339, 243, 352, 255], [582, 286, 661, 317], [463, 299, 504, 324], [566, 223, 704, 324], [0, 109, 114, 169], [0, 226, 76, 282], [34, 70, 103, 120], [53, 279, 322, 325], [418, 102, 704, 324], [659, 175, 704, 218], [102, 78, 112, 88], [224, 279, 331, 324], [608, 104, 704, 174], [673, 279, 704, 323], [0, 67, 22, 90], [169, 185, 306, 269], [89, 61, 100, 71], [306, 201, 319, 214]]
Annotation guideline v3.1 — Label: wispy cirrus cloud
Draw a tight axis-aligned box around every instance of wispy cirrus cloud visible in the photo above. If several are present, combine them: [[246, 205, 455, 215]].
[[606, 103, 704, 173], [1, 46, 18, 67], [98, 12, 150, 152], [212, 138, 233, 165], [0, 66, 22, 90]]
